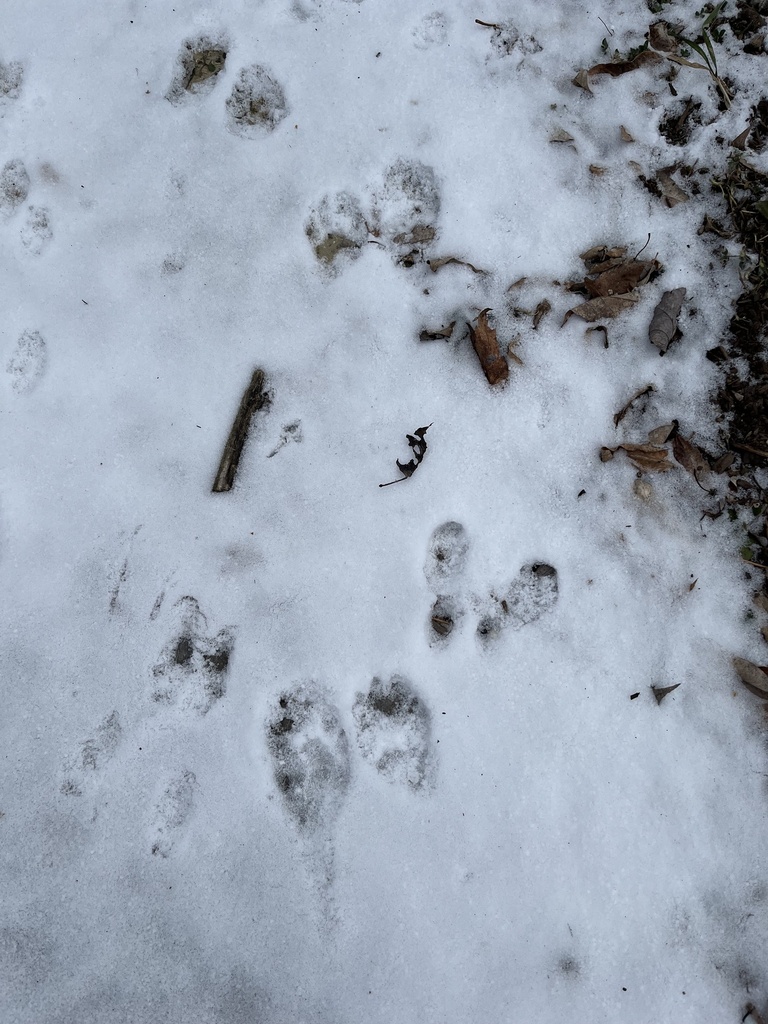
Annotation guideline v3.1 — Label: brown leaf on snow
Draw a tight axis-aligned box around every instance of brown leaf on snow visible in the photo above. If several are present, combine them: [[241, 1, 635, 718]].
[[572, 68, 592, 93], [649, 21, 678, 53], [620, 443, 675, 472], [586, 325, 609, 348], [613, 384, 654, 427], [588, 50, 662, 77], [620, 125, 635, 142], [563, 293, 639, 324], [731, 125, 751, 150], [733, 656, 768, 699], [656, 167, 690, 207], [601, 443, 674, 471], [550, 127, 575, 144], [672, 434, 710, 480], [533, 299, 552, 329], [581, 244, 627, 270], [420, 321, 455, 342], [652, 683, 681, 704], [649, 287, 686, 353], [589, 164, 607, 176], [584, 259, 659, 297], [648, 421, 678, 445], [428, 256, 486, 275], [468, 309, 509, 387]]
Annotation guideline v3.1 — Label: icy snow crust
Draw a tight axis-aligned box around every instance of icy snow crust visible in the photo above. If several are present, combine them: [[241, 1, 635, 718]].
[[2, 0, 768, 1021]]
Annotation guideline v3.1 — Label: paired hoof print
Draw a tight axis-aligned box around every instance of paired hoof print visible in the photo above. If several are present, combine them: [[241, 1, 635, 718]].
[[266, 686, 351, 833], [305, 191, 367, 271], [152, 596, 233, 714], [352, 675, 431, 790], [226, 64, 288, 137], [477, 563, 559, 642], [167, 37, 227, 103]]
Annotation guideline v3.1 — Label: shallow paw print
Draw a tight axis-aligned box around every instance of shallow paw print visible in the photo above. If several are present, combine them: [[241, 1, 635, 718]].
[[166, 36, 227, 104], [226, 65, 288, 137], [151, 769, 197, 857], [0, 59, 23, 108], [6, 330, 46, 394], [352, 675, 432, 790], [424, 521, 469, 642], [305, 191, 368, 271], [267, 420, 302, 458], [370, 158, 441, 252], [60, 711, 122, 797], [266, 685, 351, 833], [152, 596, 233, 714], [477, 563, 559, 643], [20, 207, 52, 255], [412, 11, 449, 50], [0, 159, 29, 218]]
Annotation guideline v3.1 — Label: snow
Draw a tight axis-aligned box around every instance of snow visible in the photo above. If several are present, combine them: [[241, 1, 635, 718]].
[[2, 0, 768, 1021]]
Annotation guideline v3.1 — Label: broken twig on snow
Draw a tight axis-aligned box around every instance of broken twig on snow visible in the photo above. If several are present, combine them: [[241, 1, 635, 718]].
[[212, 368, 270, 493]]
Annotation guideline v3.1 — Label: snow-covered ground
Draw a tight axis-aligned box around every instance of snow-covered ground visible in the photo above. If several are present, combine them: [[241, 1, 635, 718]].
[[3, 1, 768, 1021]]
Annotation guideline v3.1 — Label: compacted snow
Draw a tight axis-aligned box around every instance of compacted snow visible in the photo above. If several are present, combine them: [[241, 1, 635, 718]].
[[3, 0, 768, 1021]]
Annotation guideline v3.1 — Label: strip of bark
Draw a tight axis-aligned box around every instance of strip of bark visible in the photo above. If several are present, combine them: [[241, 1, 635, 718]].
[[212, 368, 269, 493]]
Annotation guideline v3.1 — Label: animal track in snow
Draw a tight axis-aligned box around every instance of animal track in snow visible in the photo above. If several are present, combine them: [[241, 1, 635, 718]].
[[151, 769, 197, 857], [305, 191, 368, 271], [0, 159, 29, 217], [424, 520, 469, 642], [369, 157, 441, 251], [20, 206, 52, 255], [151, 596, 233, 714], [226, 65, 288, 137], [60, 711, 122, 797], [266, 685, 351, 833], [6, 330, 46, 393], [0, 59, 23, 109], [412, 12, 449, 50], [352, 675, 432, 790], [476, 563, 559, 642], [166, 36, 227, 104]]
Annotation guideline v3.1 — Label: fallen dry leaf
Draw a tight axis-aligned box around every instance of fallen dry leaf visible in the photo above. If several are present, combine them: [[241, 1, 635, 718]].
[[652, 683, 681, 704], [620, 125, 635, 142], [572, 68, 592, 92], [428, 256, 485, 275], [468, 309, 508, 387], [649, 287, 686, 353], [581, 244, 627, 270], [589, 164, 607, 176], [550, 127, 575, 144], [649, 21, 678, 52], [754, 591, 768, 615], [507, 276, 527, 290], [673, 434, 710, 481], [601, 443, 674, 472], [584, 259, 659, 297], [656, 167, 689, 207], [419, 321, 455, 342], [731, 125, 751, 150], [614, 384, 654, 427], [586, 325, 609, 348], [648, 422, 677, 445], [712, 451, 735, 473], [733, 656, 768, 699], [588, 50, 662, 77], [533, 299, 551, 329], [563, 293, 639, 324], [380, 423, 432, 488]]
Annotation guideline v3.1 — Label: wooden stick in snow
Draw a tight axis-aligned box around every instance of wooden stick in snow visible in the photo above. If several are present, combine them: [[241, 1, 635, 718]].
[[212, 368, 269, 493]]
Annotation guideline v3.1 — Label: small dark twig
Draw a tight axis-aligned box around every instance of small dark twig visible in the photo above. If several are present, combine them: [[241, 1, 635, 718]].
[[212, 368, 270, 493]]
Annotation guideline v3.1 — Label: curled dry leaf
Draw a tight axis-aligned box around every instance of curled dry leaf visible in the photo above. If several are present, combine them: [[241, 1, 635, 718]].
[[613, 384, 654, 427], [584, 258, 659, 297], [731, 125, 751, 150], [649, 21, 678, 53], [602, 443, 675, 471], [589, 165, 607, 176], [648, 422, 678, 445], [672, 434, 710, 481], [586, 325, 609, 348], [563, 292, 638, 324], [733, 656, 768, 699], [420, 321, 455, 342], [572, 68, 592, 92], [651, 683, 681, 704], [550, 127, 575, 144], [620, 125, 635, 142], [581, 244, 627, 270], [468, 309, 508, 386], [588, 50, 662, 77], [656, 167, 689, 207], [428, 256, 485, 274], [533, 299, 551, 329], [380, 424, 432, 487], [649, 287, 686, 353]]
